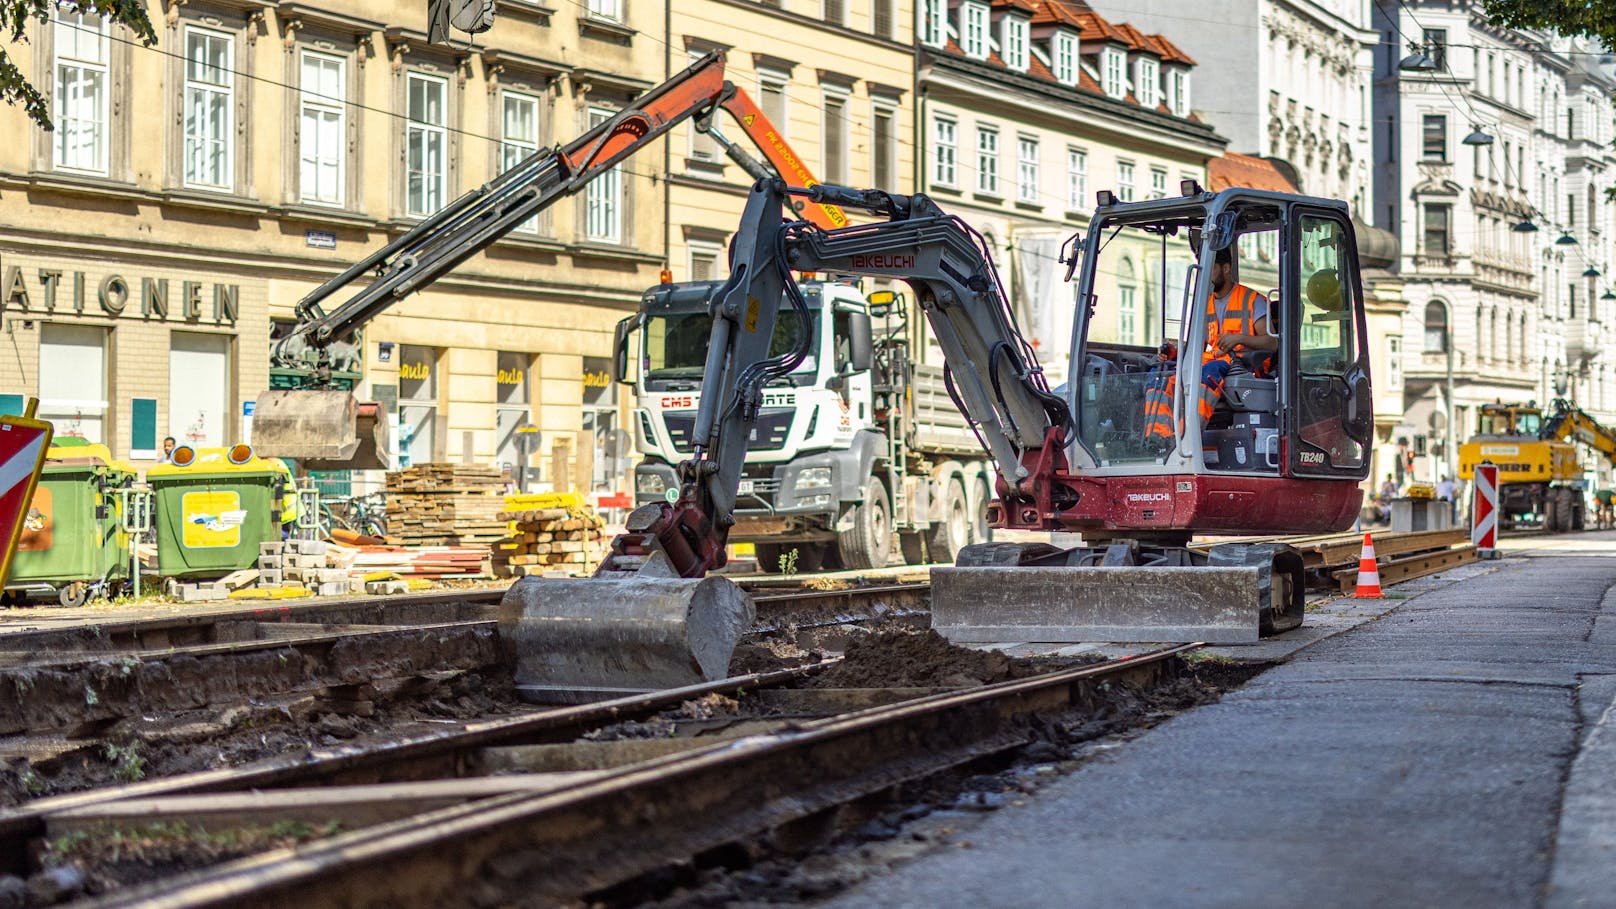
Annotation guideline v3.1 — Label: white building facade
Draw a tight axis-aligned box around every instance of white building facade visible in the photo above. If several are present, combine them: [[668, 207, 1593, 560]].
[[1374, 2, 1616, 485]]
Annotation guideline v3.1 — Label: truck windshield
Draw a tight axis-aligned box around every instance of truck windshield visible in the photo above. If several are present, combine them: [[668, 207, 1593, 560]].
[[642, 307, 818, 386]]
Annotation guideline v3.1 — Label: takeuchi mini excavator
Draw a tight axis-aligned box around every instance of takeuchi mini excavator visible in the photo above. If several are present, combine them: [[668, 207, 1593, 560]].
[[506, 177, 1374, 700], [249, 52, 844, 470]]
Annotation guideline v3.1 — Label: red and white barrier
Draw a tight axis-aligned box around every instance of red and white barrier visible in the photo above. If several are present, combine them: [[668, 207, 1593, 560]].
[[0, 407, 53, 588], [1472, 462, 1499, 560]]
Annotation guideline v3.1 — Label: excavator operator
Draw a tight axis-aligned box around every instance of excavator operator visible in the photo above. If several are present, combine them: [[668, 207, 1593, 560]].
[[1145, 245, 1277, 444]]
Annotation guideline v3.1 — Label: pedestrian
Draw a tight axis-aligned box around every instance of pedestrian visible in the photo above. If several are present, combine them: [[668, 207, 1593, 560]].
[[1437, 474, 1456, 522], [158, 436, 177, 463]]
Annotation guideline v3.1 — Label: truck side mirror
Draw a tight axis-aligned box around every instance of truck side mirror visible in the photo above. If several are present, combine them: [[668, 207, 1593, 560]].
[[613, 316, 638, 385], [847, 311, 873, 372]]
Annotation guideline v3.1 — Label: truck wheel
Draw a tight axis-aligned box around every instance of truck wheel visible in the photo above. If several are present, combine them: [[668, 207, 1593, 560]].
[[753, 543, 787, 574], [1557, 487, 1581, 532], [837, 477, 893, 570], [57, 583, 87, 608], [927, 478, 970, 564], [970, 478, 992, 543], [899, 532, 927, 565], [1544, 498, 1560, 533]]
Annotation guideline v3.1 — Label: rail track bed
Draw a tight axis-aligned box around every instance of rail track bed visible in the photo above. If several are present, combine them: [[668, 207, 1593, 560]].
[[1, 630, 1248, 908]]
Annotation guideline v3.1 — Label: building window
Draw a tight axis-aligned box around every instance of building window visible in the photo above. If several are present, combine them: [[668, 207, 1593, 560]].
[[975, 125, 998, 195], [1423, 301, 1448, 352], [585, 107, 622, 242], [961, 1, 987, 58], [919, 0, 944, 47], [758, 69, 788, 140], [183, 27, 233, 190], [1016, 136, 1038, 204], [586, 0, 621, 20], [1421, 114, 1446, 161], [500, 90, 541, 232], [1066, 147, 1087, 211], [299, 51, 345, 206], [398, 345, 439, 466], [1118, 257, 1137, 344], [405, 72, 447, 217], [1102, 48, 1126, 99], [1423, 28, 1446, 71], [1117, 160, 1135, 202], [38, 323, 107, 443], [1386, 335, 1403, 389], [495, 351, 532, 479], [872, 102, 896, 187], [689, 240, 723, 281], [1169, 68, 1189, 117], [872, 0, 894, 40], [54, 11, 109, 175], [1002, 17, 1028, 71], [1149, 167, 1167, 199], [822, 90, 848, 184], [1423, 203, 1450, 254], [170, 331, 231, 447], [932, 115, 957, 187], [1136, 57, 1159, 109], [1053, 32, 1077, 85]]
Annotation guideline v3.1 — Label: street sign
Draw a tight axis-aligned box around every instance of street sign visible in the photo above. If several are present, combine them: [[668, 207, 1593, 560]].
[[0, 399, 54, 590]]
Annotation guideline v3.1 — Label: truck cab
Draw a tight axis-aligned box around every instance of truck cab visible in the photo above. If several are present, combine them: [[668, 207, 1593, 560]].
[[617, 280, 884, 565]]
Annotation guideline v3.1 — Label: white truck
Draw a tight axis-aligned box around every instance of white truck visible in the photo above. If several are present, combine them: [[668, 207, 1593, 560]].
[[614, 278, 993, 571]]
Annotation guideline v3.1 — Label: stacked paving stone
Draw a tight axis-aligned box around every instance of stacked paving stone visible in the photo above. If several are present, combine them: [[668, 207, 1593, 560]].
[[385, 464, 508, 545], [490, 506, 607, 578], [258, 540, 353, 596]]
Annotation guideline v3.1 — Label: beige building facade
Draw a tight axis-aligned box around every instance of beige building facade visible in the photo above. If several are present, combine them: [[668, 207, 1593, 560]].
[[663, 0, 916, 284], [1, 0, 664, 495]]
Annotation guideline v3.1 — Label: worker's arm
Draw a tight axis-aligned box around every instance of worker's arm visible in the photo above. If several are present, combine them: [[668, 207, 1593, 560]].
[[1214, 315, 1279, 352]]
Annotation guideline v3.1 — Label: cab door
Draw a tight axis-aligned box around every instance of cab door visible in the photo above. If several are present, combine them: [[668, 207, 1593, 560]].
[[1282, 207, 1372, 479]]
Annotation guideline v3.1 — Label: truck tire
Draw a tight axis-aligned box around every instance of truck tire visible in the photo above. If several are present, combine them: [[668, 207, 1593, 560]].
[[753, 543, 787, 574], [1557, 487, 1581, 532], [753, 543, 826, 574], [837, 476, 893, 570], [971, 477, 992, 543], [1544, 497, 1560, 533], [927, 478, 970, 564]]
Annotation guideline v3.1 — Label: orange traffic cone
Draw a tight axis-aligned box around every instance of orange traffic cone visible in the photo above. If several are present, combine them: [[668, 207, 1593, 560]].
[[1354, 532, 1383, 598]]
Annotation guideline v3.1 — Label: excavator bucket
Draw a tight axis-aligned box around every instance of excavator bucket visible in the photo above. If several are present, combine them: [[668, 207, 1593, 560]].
[[497, 555, 756, 703], [251, 389, 392, 471], [930, 543, 1305, 645]]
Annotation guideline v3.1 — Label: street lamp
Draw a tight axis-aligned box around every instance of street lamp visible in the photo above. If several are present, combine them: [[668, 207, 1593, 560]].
[[1462, 126, 1495, 146], [1585, 265, 1602, 278], [1513, 218, 1540, 233], [1400, 47, 1437, 72], [1557, 233, 1579, 246]]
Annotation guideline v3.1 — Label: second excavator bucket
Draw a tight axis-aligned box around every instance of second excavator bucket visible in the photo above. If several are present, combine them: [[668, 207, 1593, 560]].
[[931, 543, 1305, 645], [251, 389, 392, 471], [497, 553, 757, 703]]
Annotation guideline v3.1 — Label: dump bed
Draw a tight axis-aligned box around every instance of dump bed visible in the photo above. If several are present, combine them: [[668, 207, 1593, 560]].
[[907, 363, 983, 456]]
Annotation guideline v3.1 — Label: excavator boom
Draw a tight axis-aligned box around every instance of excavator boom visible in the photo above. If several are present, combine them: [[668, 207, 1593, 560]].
[[252, 52, 843, 470]]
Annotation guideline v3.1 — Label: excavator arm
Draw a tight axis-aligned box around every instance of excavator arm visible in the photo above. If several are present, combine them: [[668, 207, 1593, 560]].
[[253, 52, 843, 468], [1544, 399, 1616, 468], [594, 178, 1070, 579]]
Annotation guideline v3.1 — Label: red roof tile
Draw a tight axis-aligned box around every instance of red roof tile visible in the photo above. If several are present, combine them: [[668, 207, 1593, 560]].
[[1150, 33, 1196, 66], [1207, 152, 1298, 194]]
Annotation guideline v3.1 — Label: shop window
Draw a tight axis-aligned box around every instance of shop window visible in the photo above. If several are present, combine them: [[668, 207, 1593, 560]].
[[398, 345, 439, 466], [582, 355, 622, 495], [169, 331, 231, 447], [39, 323, 107, 443], [495, 351, 532, 479]]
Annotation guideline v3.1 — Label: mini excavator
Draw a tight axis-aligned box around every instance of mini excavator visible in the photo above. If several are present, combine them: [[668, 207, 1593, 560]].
[[506, 178, 1373, 700]]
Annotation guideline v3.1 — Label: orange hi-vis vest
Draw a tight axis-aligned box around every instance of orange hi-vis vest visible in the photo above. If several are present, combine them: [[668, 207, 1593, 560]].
[[1144, 372, 1176, 439], [1203, 285, 1266, 365]]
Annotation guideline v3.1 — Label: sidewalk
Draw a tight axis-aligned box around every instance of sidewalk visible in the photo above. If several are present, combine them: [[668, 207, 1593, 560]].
[[827, 536, 1616, 908]]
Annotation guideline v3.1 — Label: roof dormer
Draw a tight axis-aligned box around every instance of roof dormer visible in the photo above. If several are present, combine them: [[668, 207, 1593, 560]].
[[1134, 53, 1160, 109], [960, 0, 989, 60], [1049, 27, 1079, 85], [999, 9, 1030, 72], [1100, 45, 1126, 99]]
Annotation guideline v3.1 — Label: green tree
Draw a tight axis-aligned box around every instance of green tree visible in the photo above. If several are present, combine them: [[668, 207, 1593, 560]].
[[1480, 0, 1616, 47], [3, 0, 155, 129]]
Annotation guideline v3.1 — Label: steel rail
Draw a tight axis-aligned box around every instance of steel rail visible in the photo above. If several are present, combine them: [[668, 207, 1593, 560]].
[[73, 645, 1196, 909]]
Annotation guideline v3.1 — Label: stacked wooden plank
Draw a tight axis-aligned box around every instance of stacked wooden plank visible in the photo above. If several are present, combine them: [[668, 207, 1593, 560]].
[[491, 505, 608, 578], [385, 463, 508, 545], [328, 543, 492, 579]]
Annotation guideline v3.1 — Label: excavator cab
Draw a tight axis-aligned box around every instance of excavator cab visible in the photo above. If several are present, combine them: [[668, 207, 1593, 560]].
[[1070, 189, 1370, 506]]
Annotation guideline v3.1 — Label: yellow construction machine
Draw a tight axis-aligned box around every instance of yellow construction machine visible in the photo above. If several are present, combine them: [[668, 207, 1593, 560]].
[[1458, 399, 1616, 531]]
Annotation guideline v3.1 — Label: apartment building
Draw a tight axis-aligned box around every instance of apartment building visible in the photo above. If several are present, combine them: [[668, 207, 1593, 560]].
[[0, 0, 663, 495], [915, 0, 1224, 384]]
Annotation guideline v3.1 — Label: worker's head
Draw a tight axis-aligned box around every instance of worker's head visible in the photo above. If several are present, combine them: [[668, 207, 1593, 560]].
[[1211, 247, 1234, 292], [162, 437, 176, 455], [1306, 269, 1343, 311]]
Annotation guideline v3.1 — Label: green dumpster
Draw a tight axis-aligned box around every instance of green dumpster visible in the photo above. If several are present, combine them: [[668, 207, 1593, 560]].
[[9, 439, 137, 606], [150, 445, 284, 581]]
